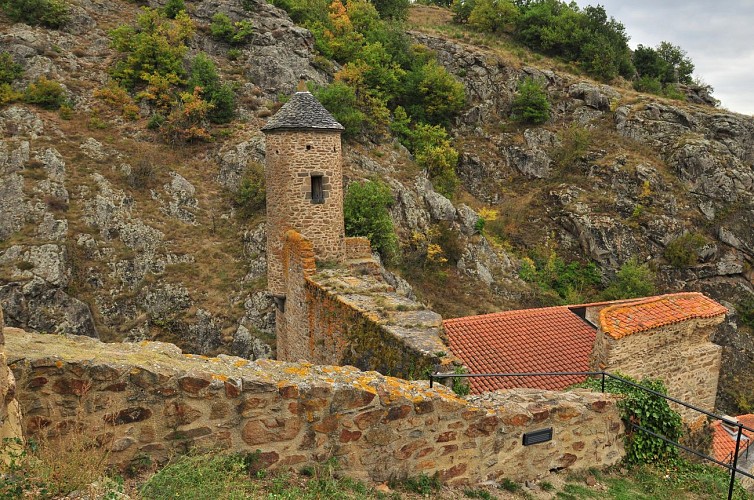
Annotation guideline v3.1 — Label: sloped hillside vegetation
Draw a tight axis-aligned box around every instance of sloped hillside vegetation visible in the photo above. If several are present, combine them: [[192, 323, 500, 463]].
[[1, 0, 753, 416]]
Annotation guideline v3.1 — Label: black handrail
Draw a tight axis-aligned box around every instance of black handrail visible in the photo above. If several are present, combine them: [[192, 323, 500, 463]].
[[429, 370, 753, 499]]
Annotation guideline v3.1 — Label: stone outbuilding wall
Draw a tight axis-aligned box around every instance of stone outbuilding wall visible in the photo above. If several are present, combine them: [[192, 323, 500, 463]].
[[5, 328, 625, 484], [586, 294, 726, 421]]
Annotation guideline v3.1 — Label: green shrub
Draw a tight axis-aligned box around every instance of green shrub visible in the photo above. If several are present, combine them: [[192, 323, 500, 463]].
[[371, 0, 410, 20], [403, 60, 466, 126], [140, 453, 258, 499], [519, 250, 601, 303], [468, 0, 517, 33], [737, 295, 754, 331], [23, 77, 66, 109], [664, 232, 706, 268], [578, 374, 682, 465], [0, 52, 23, 84], [314, 81, 366, 138], [633, 75, 663, 94], [553, 123, 591, 170], [411, 123, 460, 198], [601, 258, 656, 300], [163, 0, 185, 18], [187, 53, 219, 94], [0, 83, 21, 106], [234, 163, 265, 219], [511, 77, 549, 124], [344, 180, 398, 262], [109, 8, 194, 90], [210, 13, 254, 45], [208, 83, 236, 124], [0, 0, 69, 28]]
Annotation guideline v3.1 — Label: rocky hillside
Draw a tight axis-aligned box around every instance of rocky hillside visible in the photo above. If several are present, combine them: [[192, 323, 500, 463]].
[[1, 1, 753, 412]]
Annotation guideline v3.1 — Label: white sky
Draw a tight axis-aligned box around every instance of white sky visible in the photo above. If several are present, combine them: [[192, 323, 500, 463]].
[[571, 0, 754, 116]]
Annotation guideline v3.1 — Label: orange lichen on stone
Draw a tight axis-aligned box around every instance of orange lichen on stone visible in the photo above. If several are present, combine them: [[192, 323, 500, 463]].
[[599, 292, 728, 339], [55, 361, 63, 368]]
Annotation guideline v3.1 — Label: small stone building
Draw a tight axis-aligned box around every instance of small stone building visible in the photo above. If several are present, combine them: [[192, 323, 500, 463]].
[[445, 293, 727, 421]]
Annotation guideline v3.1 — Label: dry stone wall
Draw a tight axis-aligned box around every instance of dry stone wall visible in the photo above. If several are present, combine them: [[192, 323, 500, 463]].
[[5, 328, 625, 484], [277, 230, 457, 380], [0, 309, 23, 461], [590, 317, 722, 421], [265, 130, 345, 295]]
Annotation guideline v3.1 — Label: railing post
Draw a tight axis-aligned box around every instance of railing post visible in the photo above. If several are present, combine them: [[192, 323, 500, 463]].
[[728, 424, 743, 500], [429, 373, 433, 389], [601, 372, 605, 393]]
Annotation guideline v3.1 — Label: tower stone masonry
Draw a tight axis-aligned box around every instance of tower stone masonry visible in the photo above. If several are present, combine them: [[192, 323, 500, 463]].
[[261, 89, 346, 296]]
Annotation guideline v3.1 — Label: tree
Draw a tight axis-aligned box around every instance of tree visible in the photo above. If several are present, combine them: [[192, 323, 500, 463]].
[[511, 77, 550, 124], [656, 41, 694, 84], [344, 180, 398, 261], [371, 0, 410, 20], [601, 259, 656, 300]]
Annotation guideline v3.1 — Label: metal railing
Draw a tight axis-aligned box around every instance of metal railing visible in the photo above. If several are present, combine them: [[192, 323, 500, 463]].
[[429, 370, 754, 500]]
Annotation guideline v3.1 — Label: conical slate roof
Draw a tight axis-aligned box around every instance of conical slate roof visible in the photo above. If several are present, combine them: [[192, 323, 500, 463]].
[[261, 91, 345, 132]]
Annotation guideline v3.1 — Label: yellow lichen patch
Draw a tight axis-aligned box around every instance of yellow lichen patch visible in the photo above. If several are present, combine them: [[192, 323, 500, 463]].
[[352, 376, 379, 395], [139, 341, 151, 347], [55, 360, 64, 368], [284, 365, 312, 377], [234, 360, 249, 368], [212, 374, 228, 382]]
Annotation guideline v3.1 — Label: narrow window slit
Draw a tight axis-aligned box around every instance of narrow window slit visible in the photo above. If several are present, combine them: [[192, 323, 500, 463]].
[[311, 175, 324, 204]]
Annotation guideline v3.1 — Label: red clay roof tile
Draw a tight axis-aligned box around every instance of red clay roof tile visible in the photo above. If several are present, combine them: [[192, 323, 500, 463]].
[[443, 306, 597, 394], [599, 292, 728, 340], [711, 415, 754, 464]]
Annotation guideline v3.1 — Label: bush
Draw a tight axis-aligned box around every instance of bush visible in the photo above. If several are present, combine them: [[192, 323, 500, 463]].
[[601, 258, 656, 300], [511, 77, 549, 124], [371, 0, 410, 20], [403, 60, 466, 126], [163, 0, 185, 18], [23, 77, 66, 109], [161, 87, 212, 144], [737, 295, 754, 331], [187, 53, 219, 94], [210, 13, 254, 45], [552, 123, 591, 170], [411, 123, 460, 198], [0, 52, 23, 84], [314, 81, 366, 138], [208, 83, 236, 124], [519, 250, 601, 303], [468, 0, 517, 33], [109, 8, 194, 90], [578, 374, 682, 465], [0, 0, 69, 28], [234, 163, 266, 219], [664, 232, 706, 268], [344, 180, 398, 262], [140, 453, 257, 499], [0, 83, 21, 106]]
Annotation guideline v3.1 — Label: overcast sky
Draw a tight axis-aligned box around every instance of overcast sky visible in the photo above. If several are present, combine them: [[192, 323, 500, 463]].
[[572, 0, 754, 116]]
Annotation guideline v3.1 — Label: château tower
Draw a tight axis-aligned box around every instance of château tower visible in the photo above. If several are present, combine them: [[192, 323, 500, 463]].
[[261, 85, 346, 297]]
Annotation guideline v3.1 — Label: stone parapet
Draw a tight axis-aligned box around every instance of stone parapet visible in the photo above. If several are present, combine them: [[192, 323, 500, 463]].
[[5, 329, 625, 483], [277, 230, 457, 380], [0, 309, 24, 462]]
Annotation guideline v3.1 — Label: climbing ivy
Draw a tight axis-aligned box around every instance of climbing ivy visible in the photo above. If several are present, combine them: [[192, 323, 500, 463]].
[[577, 374, 682, 464]]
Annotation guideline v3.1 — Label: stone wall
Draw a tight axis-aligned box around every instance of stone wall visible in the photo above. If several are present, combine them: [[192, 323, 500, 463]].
[[265, 130, 345, 295], [276, 230, 457, 380], [590, 317, 723, 421], [0, 308, 23, 462], [5, 328, 625, 484]]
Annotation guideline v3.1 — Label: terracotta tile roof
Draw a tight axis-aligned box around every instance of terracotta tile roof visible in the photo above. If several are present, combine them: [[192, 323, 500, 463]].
[[711, 415, 754, 464], [599, 292, 728, 340], [443, 307, 596, 394]]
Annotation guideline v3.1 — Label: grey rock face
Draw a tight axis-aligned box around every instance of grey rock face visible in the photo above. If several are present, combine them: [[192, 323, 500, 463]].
[[0, 278, 98, 337]]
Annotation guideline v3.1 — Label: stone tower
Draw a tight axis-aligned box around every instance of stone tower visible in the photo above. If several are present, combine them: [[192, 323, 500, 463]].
[[261, 88, 346, 297]]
